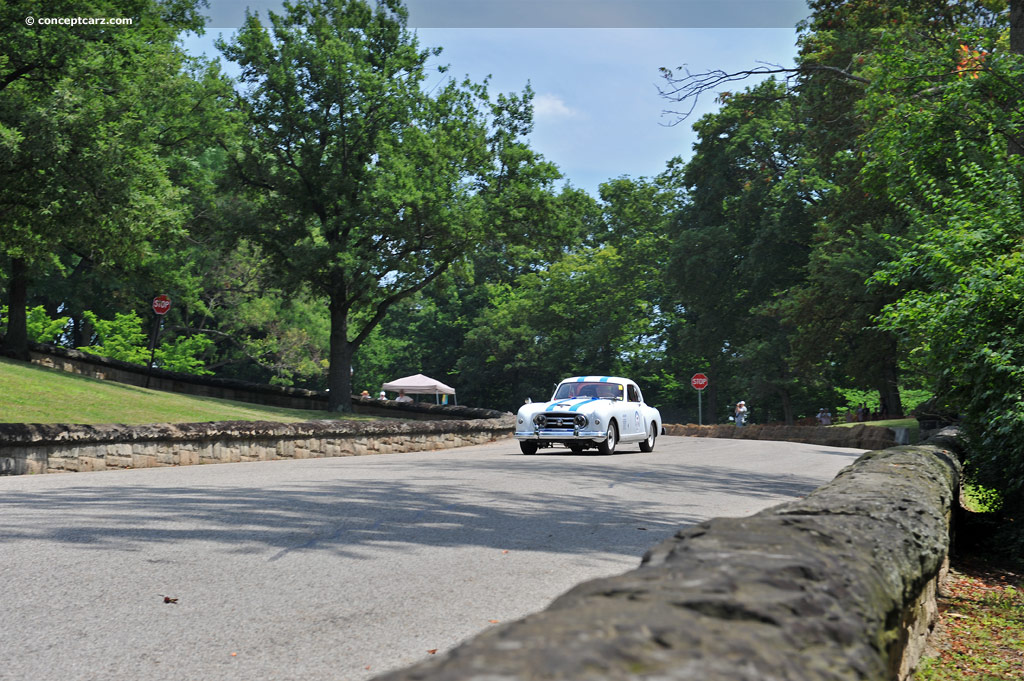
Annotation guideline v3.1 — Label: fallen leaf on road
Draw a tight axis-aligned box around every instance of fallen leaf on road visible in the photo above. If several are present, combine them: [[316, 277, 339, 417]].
[[427, 649, 438, 654], [160, 595, 178, 604], [488, 619, 500, 624]]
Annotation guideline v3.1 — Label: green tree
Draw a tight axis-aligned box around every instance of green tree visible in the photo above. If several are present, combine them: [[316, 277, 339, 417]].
[[458, 246, 637, 409], [782, 0, 1017, 418], [77, 309, 213, 374], [219, 0, 546, 411], [349, 180, 591, 407], [456, 175, 678, 411], [668, 79, 821, 423], [594, 176, 682, 408], [0, 0, 228, 360], [658, 0, 1012, 420], [853, 0, 1024, 509], [0, 305, 68, 344], [875, 137, 1024, 508], [175, 238, 331, 387]]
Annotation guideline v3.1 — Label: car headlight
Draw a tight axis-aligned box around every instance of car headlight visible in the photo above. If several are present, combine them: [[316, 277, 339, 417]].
[[574, 414, 587, 428], [533, 414, 547, 427]]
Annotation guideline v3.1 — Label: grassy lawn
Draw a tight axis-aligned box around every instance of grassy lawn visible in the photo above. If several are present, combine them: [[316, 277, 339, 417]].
[[0, 357, 371, 425]]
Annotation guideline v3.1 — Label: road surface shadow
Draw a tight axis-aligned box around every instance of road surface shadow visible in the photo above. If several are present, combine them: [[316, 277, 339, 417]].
[[0, 448, 859, 563]]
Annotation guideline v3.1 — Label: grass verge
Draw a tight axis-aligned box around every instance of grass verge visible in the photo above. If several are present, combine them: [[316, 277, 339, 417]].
[[915, 482, 1023, 680], [914, 552, 1024, 680], [0, 357, 372, 424]]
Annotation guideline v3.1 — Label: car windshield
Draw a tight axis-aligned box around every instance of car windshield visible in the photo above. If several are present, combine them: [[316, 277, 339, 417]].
[[552, 381, 624, 401]]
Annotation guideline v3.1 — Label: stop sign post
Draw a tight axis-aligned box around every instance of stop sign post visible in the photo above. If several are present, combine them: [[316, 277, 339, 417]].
[[146, 295, 171, 388], [691, 373, 709, 425]]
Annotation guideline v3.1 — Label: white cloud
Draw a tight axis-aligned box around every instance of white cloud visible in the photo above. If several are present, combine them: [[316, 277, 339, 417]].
[[533, 93, 579, 120]]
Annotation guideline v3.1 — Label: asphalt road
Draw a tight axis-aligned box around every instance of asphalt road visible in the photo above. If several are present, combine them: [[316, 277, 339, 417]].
[[0, 435, 864, 681]]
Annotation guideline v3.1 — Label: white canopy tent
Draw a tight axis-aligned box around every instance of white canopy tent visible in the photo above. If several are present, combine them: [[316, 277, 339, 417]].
[[381, 373, 457, 405]]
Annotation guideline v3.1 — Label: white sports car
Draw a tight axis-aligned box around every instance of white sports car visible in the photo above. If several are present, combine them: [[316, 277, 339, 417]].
[[514, 376, 663, 455]]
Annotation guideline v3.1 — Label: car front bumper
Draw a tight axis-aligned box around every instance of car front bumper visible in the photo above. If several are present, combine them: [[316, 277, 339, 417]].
[[514, 428, 607, 441]]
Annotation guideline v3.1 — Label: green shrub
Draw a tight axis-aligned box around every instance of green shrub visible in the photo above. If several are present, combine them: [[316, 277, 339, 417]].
[[77, 310, 212, 376], [876, 138, 1024, 512]]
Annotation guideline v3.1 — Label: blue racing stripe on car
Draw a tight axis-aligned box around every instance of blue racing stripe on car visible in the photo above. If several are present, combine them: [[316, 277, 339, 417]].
[[569, 398, 599, 411]]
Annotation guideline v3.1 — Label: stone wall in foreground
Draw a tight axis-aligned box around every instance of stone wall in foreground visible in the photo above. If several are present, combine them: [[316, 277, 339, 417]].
[[0, 416, 513, 475], [373, 434, 962, 681]]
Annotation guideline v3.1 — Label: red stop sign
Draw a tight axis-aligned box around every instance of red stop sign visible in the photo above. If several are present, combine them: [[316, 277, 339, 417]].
[[691, 373, 709, 390], [152, 294, 171, 315]]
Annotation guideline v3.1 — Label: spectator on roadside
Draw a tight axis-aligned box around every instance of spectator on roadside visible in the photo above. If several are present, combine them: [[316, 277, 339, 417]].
[[396, 390, 413, 403], [734, 401, 747, 427]]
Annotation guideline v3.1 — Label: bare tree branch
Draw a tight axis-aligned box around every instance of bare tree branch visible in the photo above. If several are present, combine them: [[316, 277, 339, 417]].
[[658, 61, 870, 125]]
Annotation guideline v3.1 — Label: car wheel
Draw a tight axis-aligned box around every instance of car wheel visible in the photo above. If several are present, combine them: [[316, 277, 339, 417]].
[[639, 423, 656, 452], [597, 421, 617, 455], [520, 441, 539, 455]]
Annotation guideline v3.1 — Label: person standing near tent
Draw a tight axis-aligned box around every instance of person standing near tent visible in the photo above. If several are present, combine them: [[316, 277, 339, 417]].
[[396, 390, 413, 403]]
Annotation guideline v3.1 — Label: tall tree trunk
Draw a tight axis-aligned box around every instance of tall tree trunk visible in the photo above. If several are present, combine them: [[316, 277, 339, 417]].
[[1, 258, 30, 361], [327, 293, 354, 413], [1012, 0, 1024, 56], [1011, 0, 1024, 155], [71, 313, 94, 348], [877, 345, 902, 418], [777, 386, 795, 425]]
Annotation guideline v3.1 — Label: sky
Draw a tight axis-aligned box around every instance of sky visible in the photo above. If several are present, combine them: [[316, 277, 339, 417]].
[[181, 0, 807, 196]]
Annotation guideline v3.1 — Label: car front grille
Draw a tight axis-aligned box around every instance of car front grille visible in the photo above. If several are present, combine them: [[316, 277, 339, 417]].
[[541, 413, 577, 429]]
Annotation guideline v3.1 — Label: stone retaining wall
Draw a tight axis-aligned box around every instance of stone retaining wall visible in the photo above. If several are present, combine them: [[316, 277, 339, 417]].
[[665, 422, 898, 450], [374, 433, 963, 681], [0, 417, 514, 475]]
